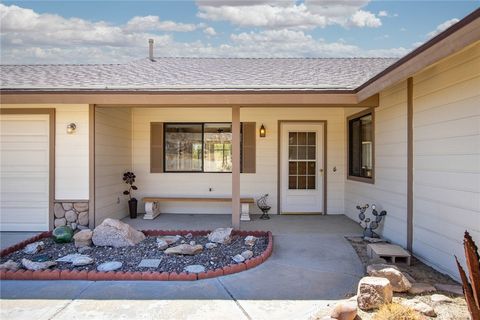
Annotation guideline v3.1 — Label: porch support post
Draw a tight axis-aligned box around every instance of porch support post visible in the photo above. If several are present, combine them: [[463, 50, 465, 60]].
[[232, 106, 241, 229]]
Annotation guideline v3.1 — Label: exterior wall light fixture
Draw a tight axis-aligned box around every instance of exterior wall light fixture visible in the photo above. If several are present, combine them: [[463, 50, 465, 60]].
[[66, 123, 77, 134], [259, 124, 266, 138]]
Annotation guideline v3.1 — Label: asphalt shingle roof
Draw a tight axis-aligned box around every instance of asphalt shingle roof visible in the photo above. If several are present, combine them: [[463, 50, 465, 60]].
[[0, 57, 397, 91]]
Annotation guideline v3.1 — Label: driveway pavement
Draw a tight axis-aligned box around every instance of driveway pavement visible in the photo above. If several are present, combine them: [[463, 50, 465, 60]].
[[0, 215, 364, 320]]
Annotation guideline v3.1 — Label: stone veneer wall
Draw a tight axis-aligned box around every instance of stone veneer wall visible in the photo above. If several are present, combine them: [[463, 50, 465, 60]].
[[54, 201, 89, 230]]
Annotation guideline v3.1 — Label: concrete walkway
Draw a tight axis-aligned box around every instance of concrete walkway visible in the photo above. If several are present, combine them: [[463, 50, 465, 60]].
[[0, 214, 364, 320]]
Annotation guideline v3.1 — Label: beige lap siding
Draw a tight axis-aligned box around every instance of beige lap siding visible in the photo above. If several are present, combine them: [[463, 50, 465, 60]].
[[94, 107, 133, 224], [412, 42, 480, 280], [344, 81, 409, 248], [132, 107, 347, 215]]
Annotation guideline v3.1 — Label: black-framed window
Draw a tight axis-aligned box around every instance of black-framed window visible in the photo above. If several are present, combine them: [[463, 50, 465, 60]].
[[164, 123, 236, 173], [348, 112, 374, 181]]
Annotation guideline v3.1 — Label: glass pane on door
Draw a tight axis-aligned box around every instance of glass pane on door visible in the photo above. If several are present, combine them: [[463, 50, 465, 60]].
[[288, 131, 316, 190]]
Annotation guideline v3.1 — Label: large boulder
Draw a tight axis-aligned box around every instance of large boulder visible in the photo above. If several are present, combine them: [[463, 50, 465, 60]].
[[357, 276, 393, 310], [92, 218, 145, 247], [208, 227, 233, 244], [367, 264, 412, 292]]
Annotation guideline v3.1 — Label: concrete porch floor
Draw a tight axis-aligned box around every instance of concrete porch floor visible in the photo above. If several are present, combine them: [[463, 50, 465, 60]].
[[1, 214, 364, 320]]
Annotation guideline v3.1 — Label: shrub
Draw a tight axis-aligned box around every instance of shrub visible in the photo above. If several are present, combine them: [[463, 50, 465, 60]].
[[373, 303, 423, 320]]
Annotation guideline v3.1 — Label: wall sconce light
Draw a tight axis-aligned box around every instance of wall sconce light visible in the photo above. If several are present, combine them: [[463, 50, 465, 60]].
[[259, 124, 266, 138], [66, 123, 77, 134]]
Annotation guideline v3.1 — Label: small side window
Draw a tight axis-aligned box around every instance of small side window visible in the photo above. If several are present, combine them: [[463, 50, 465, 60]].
[[348, 110, 374, 183]]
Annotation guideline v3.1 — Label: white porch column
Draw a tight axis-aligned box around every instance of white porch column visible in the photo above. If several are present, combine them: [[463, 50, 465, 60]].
[[232, 106, 241, 229]]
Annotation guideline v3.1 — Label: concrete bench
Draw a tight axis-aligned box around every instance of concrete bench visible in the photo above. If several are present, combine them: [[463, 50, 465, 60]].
[[367, 243, 411, 265], [142, 197, 255, 221]]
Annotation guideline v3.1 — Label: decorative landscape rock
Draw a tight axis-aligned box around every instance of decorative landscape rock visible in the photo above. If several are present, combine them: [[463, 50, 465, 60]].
[[97, 261, 122, 272], [232, 254, 245, 263], [156, 238, 169, 250], [164, 244, 203, 255], [54, 203, 65, 218], [65, 210, 77, 222], [92, 218, 145, 247], [32, 254, 50, 262], [0, 260, 20, 271], [185, 233, 193, 239], [73, 229, 93, 248], [431, 294, 453, 304], [245, 235, 257, 246], [78, 212, 89, 226], [52, 226, 74, 243], [357, 276, 393, 310], [56, 253, 87, 263], [73, 202, 89, 212], [408, 282, 436, 295], [138, 259, 161, 268], [402, 299, 436, 317], [241, 250, 253, 260], [208, 227, 233, 244], [157, 235, 181, 245], [189, 241, 196, 246], [330, 300, 357, 320], [21, 258, 56, 271], [70, 222, 78, 230], [23, 241, 44, 254], [72, 256, 94, 266], [54, 218, 66, 227], [184, 265, 206, 273], [367, 264, 412, 292], [205, 242, 217, 249]]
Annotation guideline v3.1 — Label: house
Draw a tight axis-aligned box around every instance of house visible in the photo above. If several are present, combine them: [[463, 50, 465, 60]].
[[0, 8, 479, 281]]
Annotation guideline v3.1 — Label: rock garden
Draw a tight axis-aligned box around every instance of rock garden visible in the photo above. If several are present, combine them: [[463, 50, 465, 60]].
[[0, 218, 272, 280], [312, 236, 470, 320]]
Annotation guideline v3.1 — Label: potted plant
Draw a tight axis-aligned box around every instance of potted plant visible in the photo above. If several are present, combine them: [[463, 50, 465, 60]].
[[123, 171, 138, 219]]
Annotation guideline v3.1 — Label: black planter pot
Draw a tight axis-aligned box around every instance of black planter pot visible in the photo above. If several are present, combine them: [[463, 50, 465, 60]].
[[128, 198, 138, 219]]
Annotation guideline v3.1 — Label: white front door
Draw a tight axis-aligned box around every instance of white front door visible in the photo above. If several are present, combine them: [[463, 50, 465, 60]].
[[0, 114, 50, 231], [280, 122, 324, 213]]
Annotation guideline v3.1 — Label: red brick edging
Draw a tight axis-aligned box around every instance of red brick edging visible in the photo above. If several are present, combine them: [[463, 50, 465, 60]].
[[0, 229, 273, 281]]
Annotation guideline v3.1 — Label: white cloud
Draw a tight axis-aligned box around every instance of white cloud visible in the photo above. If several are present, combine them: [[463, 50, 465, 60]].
[[427, 18, 459, 38], [203, 26, 217, 36], [124, 15, 198, 32], [0, 3, 403, 64], [196, 0, 382, 29], [378, 10, 388, 17], [349, 10, 381, 27]]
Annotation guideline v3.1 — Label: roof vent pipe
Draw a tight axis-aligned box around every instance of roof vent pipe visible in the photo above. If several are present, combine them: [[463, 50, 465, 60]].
[[148, 39, 154, 61]]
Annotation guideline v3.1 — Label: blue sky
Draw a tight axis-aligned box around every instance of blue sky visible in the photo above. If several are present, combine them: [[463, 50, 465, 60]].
[[1, 1, 478, 64]]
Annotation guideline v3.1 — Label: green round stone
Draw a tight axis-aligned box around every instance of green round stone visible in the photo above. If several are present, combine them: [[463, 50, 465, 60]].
[[52, 226, 74, 243]]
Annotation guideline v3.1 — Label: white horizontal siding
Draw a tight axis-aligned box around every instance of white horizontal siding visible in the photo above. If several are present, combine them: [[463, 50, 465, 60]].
[[95, 108, 132, 224], [345, 81, 408, 248], [412, 43, 480, 280]]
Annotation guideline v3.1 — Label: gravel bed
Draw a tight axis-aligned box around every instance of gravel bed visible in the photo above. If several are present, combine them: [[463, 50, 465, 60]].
[[1, 234, 268, 273]]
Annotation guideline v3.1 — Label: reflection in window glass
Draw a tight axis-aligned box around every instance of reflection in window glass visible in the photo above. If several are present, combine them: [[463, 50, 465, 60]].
[[349, 113, 373, 179], [165, 124, 202, 172], [204, 123, 232, 172]]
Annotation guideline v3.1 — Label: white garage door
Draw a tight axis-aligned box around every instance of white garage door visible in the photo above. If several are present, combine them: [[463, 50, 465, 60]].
[[0, 114, 50, 231]]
